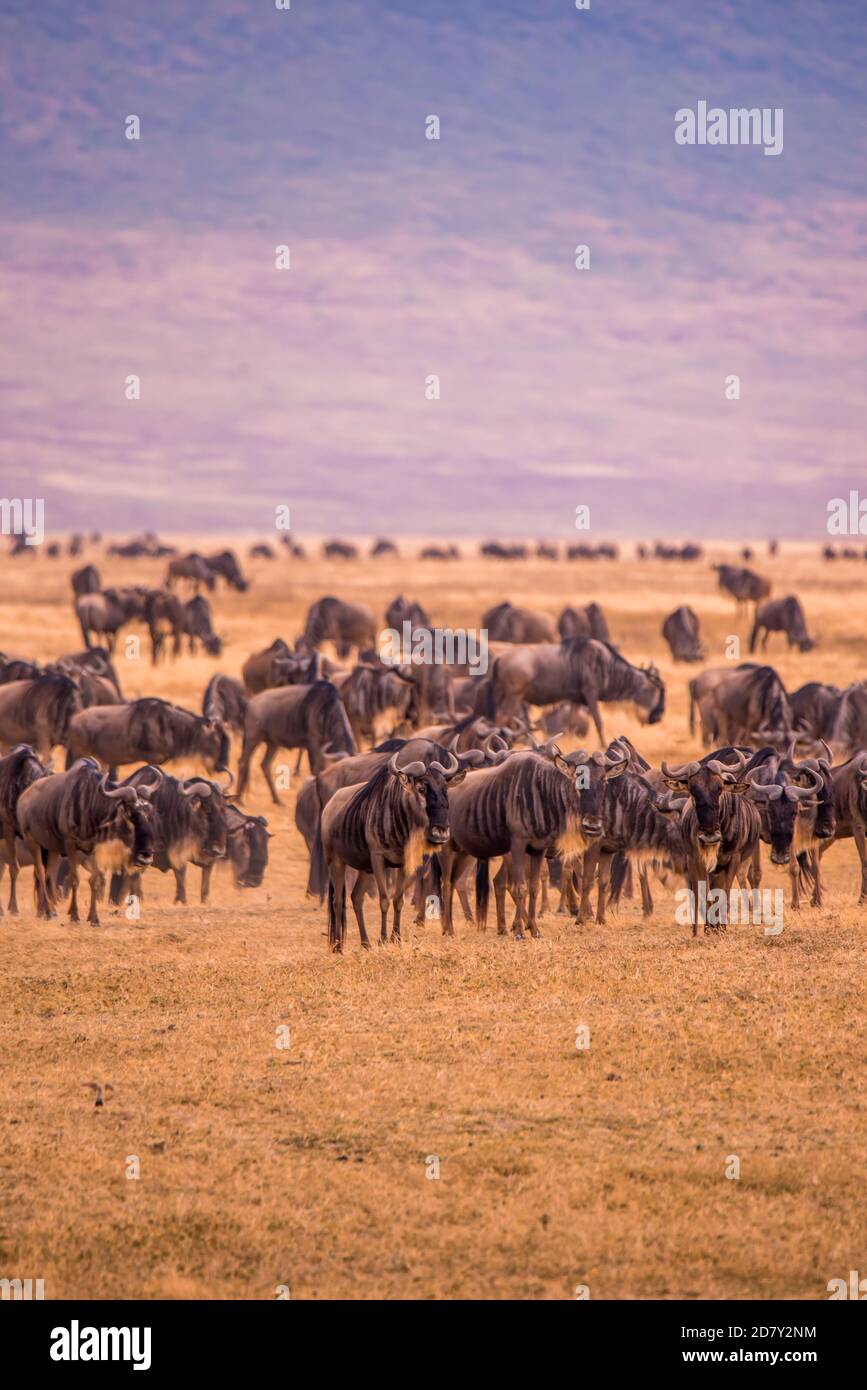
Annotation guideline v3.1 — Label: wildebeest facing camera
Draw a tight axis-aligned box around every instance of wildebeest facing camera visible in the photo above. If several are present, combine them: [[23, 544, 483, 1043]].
[[1, 0, 864, 1358]]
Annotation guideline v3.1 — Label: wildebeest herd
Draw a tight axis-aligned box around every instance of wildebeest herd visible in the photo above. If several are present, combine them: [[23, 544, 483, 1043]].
[[1, 537, 866, 953]]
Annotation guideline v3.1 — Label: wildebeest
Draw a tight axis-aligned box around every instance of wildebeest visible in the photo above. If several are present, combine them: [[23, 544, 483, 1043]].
[[749, 595, 817, 653], [203, 673, 248, 736], [109, 767, 229, 907], [181, 595, 222, 656], [0, 744, 49, 914], [790, 681, 844, 742], [480, 542, 527, 560], [66, 698, 229, 775], [818, 752, 867, 902], [483, 638, 665, 744], [18, 760, 160, 925], [242, 638, 293, 693], [165, 553, 216, 592], [322, 540, 358, 560], [826, 683, 867, 756], [0, 653, 41, 684], [321, 748, 467, 951], [302, 596, 376, 657], [71, 563, 100, 596], [661, 751, 761, 933], [249, 543, 276, 559], [558, 603, 611, 643], [214, 803, 272, 895], [338, 661, 415, 747], [144, 589, 184, 663], [741, 743, 830, 907], [419, 545, 459, 560], [440, 746, 627, 939], [371, 538, 398, 558], [76, 588, 148, 651], [482, 602, 554, 643], [205, 550, 248, 592], [385, 595, 431, 632], [706, 664, 794, 747], [662, 605, 704, 662], [713, 563, 771, 609], [51, 650, 123, 708], [536, 543, 558, 560], [0, 673, 83, 758], [687, 662, 759, 743], [237, 681, 356, 801]]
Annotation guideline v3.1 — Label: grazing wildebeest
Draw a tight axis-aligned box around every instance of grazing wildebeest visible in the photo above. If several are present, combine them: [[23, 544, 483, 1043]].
[[249, 542, 276, 559], [51, 654, 122, 709], [557, 603, 611, 642], [749, 595, 816, 653], [371, 539, 398, 557], [826, 683, 867, 754], [536, 543, 558, 560], [165, 553, 216, 592], [662, 605, 704, 662], [302, 596, 376, 657], [71, 563, 100, 596], [213, 803, 272, 896], [419, 545, 459, 560], [205, 549, 248, 591], [321, 748, 468, 951], [339, 662, 414, 747], [482, 603, 554, 643], [0, 744, 49, 915], [76, 588, 147, 651], [18, 760, 160, 924], [109, 767, 229, 907], [203, 673, 248, 736], [55, 647, 122, 697], [66, 698, 229, 775], [480, 542, 527, 560], [145, 589, 184, 663], [181, 595, 222, 656], [237, 681, 356, 801], [713, 563, 771, 610], [661, 751, 761, 934], [687, 662, 759, 742], [790, 682, 844, 742], [440, 746, 627, 939], [385, 595, 431, 631], [322, 540, 358, 560], [0, 673, 83, 758], [707, 664, 794, 747], [483, 638, 665, 745]]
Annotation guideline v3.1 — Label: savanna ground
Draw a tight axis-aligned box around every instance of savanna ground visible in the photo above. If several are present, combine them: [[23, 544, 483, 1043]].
[[1, 538, 865, 1301]]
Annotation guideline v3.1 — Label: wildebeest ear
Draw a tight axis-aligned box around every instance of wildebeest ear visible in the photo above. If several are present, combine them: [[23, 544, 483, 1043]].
[[446, 768, 467, 786], [663, 776, 687, 790], [552, 752, 573, 779], [729, 780, 750, 795]]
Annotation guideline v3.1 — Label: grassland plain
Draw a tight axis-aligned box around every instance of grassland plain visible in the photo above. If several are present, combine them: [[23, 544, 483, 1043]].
[[1, 540, 865, 1300]]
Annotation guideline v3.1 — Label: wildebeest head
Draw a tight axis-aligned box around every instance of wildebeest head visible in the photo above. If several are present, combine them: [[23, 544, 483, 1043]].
[[98, 770, 161, 866], [551, 747, 627, 837], [229, 812, 272, 887], [663, 751, 749, 846], [746, 760, 822, 864], [782, 740, 835, 842], [196, 716, 230, 771], [181, 777, 229, 860], [638, 663, 666, 725], [388, 748, 467, 846]]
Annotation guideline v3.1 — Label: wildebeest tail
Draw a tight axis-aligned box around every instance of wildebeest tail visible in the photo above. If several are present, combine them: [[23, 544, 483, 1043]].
[[475, 857, 489, 928], [608, 851, 630, 908]]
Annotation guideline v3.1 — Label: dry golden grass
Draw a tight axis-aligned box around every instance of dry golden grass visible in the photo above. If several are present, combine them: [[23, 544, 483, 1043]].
[[1, 538, 866, 1300]]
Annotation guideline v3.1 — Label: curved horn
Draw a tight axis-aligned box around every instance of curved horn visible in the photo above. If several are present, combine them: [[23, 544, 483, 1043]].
[[388, 752, 426, 777], [219, 768, 234, 792], [430, 749, 459, 776], [134, 768, 163, 800], [182, 779, 213, 799], [746, 772, 783, 801], [785, 766, 823, 801], [483, 731, 508, 755], [661, 759, 700, 779], [98, 772, 137, 804]]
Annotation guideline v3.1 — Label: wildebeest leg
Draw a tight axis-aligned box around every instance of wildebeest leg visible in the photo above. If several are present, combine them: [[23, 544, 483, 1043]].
[[595, 852, 613, 924], [390, 867, 406, 942], [173, 866, 187, 905], [509, 841, 530, 939], [26, 837, 52, 918], [327, 860, 347, 952], [236, 730, 261, 800], [539, 858, 549, 915], [260, 741, 281, 805], [789, 855, 801, 910], [455, 859, 475, 924], [853, 823, 867, 902], [639, 865, 654, 916], [586, 697, 604, 747], [526, 854, 543, 938], [578, 843, 600, 922], [64, 849, 81, 923], [370, 851, 391, 944], [442, 848, 470, 936], [2, 828, 14, 915], [349, 872, 371, 949], [748, 842, 762, 890], [809, 849, 823, 907], [293, 748, 305, 776], [87, 864, 106, 926], [200, 864, 212, 904], [493, 858, 509, 935]]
